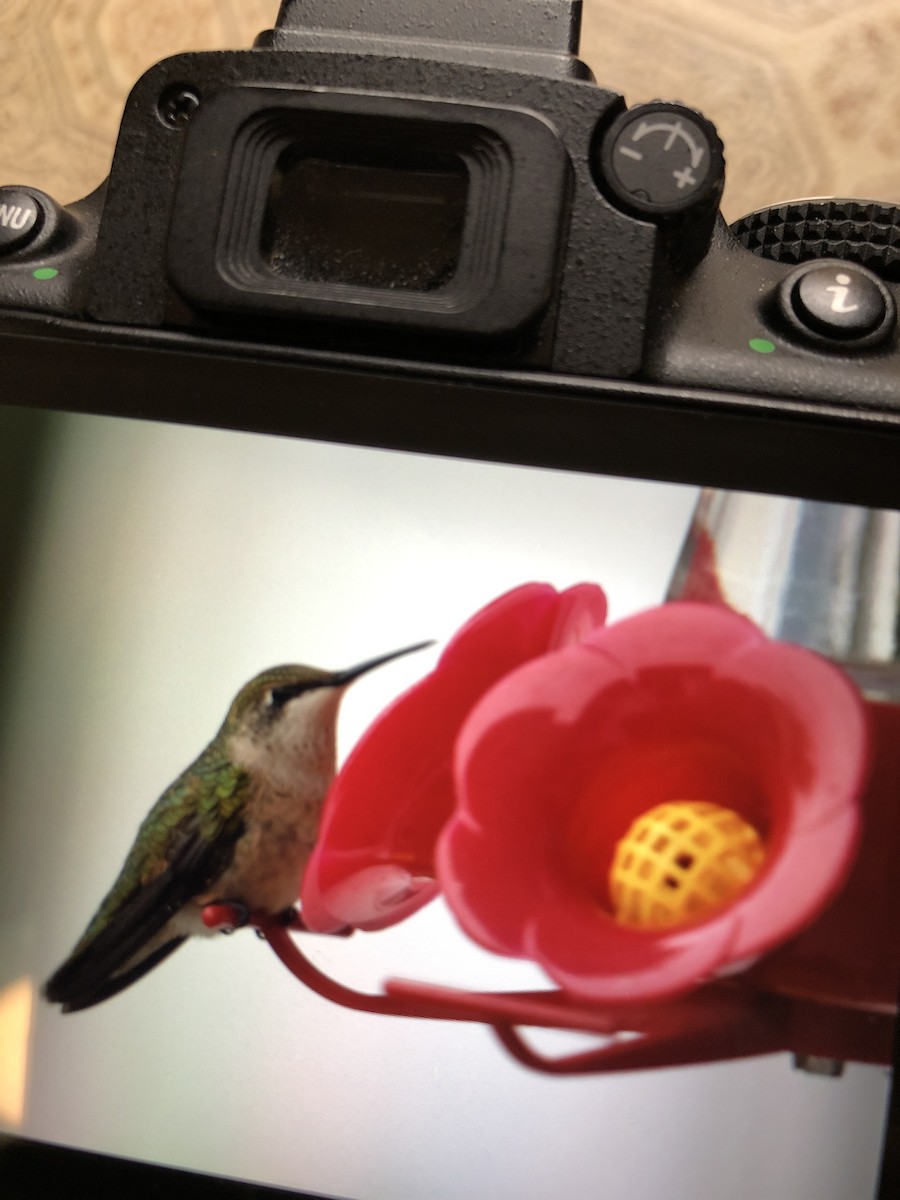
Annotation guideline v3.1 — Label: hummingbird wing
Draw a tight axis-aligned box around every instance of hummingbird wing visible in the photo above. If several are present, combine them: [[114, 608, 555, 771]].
[[53, 934, 187, 1014], [44, 747, 249, 1012]]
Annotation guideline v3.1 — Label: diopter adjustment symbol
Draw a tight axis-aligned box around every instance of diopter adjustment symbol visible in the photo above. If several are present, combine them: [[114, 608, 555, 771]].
[[596, 101, 725, 220]]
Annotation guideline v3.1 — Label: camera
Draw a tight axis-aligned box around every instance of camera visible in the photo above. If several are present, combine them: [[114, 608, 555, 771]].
[[0, 4, 898, 1199], [0, 0, 897, 508]]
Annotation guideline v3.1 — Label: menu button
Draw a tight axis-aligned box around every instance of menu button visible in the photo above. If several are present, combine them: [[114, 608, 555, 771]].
[[0, 188, 44, 253]]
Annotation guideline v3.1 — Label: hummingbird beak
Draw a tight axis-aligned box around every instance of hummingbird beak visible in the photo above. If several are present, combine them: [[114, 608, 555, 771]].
[[328, 641, 435, 688]]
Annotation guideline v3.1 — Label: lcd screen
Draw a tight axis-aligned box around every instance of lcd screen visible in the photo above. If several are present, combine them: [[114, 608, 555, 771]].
[[0, 405, 894, 1199]]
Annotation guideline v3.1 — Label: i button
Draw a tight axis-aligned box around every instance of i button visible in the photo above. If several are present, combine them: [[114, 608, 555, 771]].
[[779, 260, 894, 345]]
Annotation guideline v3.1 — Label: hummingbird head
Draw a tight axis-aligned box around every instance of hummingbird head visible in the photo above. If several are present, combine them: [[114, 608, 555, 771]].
[[223, 643, 433, 788]]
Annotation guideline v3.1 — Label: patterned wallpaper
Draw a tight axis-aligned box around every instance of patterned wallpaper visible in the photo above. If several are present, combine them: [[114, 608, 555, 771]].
[[1, 0, 898, 223]]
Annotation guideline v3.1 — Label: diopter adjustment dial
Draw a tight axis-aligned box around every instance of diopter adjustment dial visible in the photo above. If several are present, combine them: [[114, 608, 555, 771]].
[[595, 101, 725, 221]]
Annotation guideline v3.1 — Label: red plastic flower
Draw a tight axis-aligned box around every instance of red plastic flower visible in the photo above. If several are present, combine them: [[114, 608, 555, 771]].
[[301, 582, 608, 932], [437, 602, 870, 1005]]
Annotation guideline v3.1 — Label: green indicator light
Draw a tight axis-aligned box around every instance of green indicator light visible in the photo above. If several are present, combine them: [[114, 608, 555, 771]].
[[749, 337, 776, 354], [33, 267, 58, 280]]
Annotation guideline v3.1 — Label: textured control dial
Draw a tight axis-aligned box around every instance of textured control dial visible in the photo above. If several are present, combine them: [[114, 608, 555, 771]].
[[731, 199, 900, 282]]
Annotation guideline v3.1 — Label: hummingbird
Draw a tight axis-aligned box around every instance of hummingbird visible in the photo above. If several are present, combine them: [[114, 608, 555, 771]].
[[44, 642, 431, 1013]]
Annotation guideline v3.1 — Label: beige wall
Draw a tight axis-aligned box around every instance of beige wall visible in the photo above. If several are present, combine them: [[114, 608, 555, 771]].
[[1, 0, 898, 223]]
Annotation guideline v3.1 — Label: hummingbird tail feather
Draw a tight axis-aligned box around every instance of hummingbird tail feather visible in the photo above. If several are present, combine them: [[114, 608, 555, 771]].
[[44, 821, 244, 1011], [57, 936, 187, 1013]]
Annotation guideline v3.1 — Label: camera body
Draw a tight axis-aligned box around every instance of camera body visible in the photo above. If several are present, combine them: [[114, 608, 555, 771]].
[[0, 0, 898, 505]]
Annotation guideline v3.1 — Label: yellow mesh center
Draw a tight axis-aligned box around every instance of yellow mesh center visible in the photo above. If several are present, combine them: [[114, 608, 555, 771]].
[[609, 801, 766, 929]]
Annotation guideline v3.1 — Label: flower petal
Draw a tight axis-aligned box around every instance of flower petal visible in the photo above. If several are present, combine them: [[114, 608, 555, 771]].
[[301, 583, 607, 931], [440, 602, 868, 1003]]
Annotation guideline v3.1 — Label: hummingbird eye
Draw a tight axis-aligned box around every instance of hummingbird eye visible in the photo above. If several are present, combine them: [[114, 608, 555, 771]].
[[267, 681, 312, 711]]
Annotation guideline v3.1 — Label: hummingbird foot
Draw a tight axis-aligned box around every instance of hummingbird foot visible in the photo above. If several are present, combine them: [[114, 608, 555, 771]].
[[245, 906, 298, 941], [274, 905, 301, 927], [266, 906, 354, 937]]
